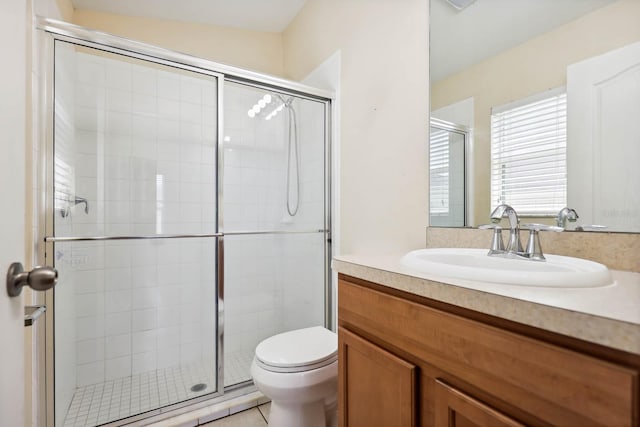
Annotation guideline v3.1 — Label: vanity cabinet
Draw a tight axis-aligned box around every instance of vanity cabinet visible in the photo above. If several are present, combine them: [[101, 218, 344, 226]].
[[337, 275, 640, 427]]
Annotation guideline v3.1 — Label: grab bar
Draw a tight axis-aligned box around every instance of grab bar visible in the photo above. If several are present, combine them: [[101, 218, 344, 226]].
[[44, 229, 327, 242], [45, 233, 224, 242]]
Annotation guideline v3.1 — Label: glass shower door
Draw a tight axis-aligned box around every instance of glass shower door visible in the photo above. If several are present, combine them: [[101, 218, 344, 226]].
[[50, 41, 220, 426], [222, 81, 329, 386]]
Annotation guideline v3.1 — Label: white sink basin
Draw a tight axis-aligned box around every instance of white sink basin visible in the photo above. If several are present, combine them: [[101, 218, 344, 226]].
[[401, 248, 612, 288]]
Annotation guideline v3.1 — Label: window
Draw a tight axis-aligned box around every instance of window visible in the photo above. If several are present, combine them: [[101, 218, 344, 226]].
[[490, 88, 567, 215]]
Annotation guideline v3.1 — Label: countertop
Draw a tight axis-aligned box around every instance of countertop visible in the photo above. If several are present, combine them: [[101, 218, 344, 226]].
[[333, 253, 640, 355]]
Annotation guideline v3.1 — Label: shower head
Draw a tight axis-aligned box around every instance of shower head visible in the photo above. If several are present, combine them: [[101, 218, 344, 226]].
[[275, 93, 294, 108]]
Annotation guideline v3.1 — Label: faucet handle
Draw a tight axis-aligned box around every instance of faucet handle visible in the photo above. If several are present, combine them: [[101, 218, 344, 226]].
[[520, 223, 563, 261], [523, 229, 545, 261], [479, 224, 505, 255]]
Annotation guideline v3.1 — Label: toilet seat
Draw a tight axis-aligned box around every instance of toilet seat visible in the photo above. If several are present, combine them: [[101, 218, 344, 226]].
[[255, 326, 337, 373]]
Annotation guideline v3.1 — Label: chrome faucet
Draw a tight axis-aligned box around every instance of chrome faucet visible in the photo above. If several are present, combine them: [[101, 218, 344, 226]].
[[484, 204, 564, 261], [556, 207, 579, 228], [490, 204, 523, 256]]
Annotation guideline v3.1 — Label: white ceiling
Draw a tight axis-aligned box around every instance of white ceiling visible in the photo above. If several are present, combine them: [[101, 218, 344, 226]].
[[70, 0, 308, 33], [431, 0, 616, 82]]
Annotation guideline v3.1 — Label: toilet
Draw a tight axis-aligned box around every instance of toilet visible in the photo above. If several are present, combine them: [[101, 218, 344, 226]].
[[250, 326, 338, 427]]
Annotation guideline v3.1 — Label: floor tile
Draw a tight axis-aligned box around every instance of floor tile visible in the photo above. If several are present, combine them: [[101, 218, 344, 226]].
[[257, 402, 270, 422], [200, 408, 267, 426], [63, 350, 254, 426]]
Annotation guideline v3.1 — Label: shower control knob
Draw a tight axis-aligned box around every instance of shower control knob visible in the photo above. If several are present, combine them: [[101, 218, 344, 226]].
[[6, 262, 58, 297]]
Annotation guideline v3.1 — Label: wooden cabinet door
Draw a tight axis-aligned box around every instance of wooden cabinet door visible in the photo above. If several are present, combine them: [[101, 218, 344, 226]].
[[434, 380, 527, 427], [339, 327, 417, 427]]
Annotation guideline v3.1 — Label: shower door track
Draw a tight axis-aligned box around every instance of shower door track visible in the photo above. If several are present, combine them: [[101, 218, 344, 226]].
[[37, 17, 334, 101]]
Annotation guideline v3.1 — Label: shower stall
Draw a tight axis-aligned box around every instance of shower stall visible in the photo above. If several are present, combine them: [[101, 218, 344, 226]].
[[38, 19, 332, 427]]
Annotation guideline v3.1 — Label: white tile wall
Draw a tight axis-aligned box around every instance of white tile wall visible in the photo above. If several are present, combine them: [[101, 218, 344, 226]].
[[56, 55, 219, 239]]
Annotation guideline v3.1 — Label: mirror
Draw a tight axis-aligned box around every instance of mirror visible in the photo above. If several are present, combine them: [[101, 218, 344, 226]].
[[429, 0, 640, 232]]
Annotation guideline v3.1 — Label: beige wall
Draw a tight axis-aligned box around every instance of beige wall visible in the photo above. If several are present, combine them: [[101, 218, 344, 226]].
[[55, 0, 74, 22], [432, 0, 640, 226], [284, 0, 430, 254], [73, 9, 285, 76]]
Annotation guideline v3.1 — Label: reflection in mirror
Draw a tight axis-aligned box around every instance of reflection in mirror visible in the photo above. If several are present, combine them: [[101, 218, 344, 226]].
[[429, 118, 469, 227], [429, 0, 640, 232]]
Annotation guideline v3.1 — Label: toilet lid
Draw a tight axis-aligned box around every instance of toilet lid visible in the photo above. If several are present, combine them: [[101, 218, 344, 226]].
[[255, 326, 337, 370]]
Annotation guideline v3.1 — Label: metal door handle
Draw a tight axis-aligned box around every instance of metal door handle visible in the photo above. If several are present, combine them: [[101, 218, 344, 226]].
[[6, 263, 58, 297]]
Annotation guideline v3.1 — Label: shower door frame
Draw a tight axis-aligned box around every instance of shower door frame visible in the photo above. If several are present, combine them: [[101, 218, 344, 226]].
[[429, 117, 471, 227], [37, 17, 334, 427]]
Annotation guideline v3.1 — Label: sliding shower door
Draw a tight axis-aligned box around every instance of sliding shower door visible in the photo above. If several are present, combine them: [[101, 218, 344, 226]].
[[50, 41, 221, 426], [222, 82, 329, 386]]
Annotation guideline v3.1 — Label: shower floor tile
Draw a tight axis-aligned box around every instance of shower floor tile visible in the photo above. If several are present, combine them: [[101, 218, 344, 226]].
[[62, 351, 254, 427], [224, 350, 254, 387]]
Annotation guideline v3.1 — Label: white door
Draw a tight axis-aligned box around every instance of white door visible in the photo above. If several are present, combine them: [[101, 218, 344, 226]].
[[567, 41, 640, 232], [0, 0, 28, 425]]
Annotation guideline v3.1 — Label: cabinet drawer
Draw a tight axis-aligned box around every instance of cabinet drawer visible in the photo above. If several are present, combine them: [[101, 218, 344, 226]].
[[338, 278, 639, 427]]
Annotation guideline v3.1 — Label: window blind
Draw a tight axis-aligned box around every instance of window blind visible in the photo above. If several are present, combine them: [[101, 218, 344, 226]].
[[430, 127, 450, 215], [490, 88, 567, 215]]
